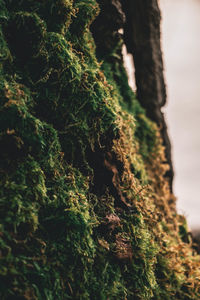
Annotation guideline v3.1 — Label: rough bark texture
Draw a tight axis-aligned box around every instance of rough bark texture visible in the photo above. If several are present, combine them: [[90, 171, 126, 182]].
[[0, 1, 200, 299], [122, 0, 174, 190]]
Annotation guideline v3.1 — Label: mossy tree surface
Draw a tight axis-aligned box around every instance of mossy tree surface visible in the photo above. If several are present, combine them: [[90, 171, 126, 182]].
[[0, 1, 200, 299]]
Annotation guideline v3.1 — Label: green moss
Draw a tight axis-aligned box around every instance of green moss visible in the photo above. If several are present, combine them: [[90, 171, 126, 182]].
[[0, 0, 200, 299], [70, 0, 99, 35], [101, 60, 157, 164]]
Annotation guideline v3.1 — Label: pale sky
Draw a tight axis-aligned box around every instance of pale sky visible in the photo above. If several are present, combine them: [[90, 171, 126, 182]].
[[160, 0, 200, 229]]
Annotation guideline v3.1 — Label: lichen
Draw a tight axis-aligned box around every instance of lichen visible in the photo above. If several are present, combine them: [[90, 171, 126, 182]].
[[0, 1, 200, 299]]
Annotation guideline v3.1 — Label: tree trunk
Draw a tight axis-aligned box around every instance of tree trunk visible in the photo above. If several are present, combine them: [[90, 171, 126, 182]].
[[0, 1, 199, 299], [122, 0, 174, 191]]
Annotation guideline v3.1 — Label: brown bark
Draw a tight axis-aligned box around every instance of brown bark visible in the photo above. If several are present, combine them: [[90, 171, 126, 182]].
[[121, 0, 174, 191]]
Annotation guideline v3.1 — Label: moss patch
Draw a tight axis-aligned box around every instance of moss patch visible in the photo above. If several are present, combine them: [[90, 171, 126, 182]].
[[0, 1, 200, 299]]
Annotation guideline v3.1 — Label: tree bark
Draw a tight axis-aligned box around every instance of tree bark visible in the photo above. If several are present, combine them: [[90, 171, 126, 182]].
[[122, 0, 174, 190]]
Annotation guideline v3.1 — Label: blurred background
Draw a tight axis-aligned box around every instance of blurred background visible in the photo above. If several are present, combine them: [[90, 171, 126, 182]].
[[159, 0, 200, 230], [123, 0, 200, 231]]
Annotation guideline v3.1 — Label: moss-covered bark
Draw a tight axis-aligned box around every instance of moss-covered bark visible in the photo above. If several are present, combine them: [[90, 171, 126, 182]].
[[121, 0, 174, 192], [0, 1, 200, 299]]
